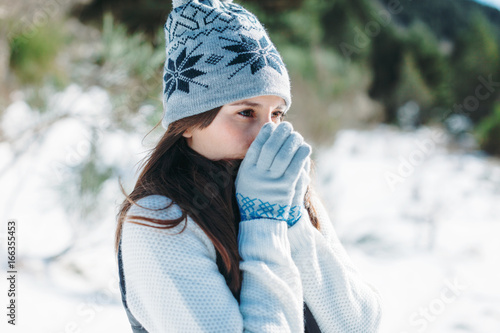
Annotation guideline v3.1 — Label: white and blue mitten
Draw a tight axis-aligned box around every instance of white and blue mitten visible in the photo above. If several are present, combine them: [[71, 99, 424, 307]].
[[235, 121, 312, 222]]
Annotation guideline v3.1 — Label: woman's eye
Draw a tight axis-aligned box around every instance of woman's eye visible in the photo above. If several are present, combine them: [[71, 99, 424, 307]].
[[273, 111, 284, 118], [238, 110, 285, 119], [238, 110, 253, 117]]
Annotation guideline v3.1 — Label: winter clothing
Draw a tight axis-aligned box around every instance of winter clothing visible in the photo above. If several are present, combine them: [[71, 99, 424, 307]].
[[118, 194, 382, 332], [161, 0, 292, 130], [235, 122, 311, 226]]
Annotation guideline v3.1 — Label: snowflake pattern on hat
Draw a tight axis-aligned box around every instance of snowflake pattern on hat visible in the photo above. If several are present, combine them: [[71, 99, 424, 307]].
[[163, 42, 208, 100], [220, 33, 285, 79]]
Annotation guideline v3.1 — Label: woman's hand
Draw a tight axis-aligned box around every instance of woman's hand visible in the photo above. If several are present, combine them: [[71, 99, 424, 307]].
[[235, 121, 311, 222]]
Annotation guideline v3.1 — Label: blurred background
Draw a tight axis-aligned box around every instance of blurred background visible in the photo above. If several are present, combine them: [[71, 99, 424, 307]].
[[1, 0, 499, 332]]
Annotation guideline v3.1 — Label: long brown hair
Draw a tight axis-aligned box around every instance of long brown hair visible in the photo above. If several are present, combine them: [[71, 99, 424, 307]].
[[115, 107, 321, 300]]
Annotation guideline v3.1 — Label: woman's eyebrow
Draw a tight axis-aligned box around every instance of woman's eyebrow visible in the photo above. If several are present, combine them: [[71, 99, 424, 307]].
[[229, 101, 287, 109]]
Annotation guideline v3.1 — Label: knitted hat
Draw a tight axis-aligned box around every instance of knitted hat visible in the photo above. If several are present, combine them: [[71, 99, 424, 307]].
[[161, 0, 292, 130]]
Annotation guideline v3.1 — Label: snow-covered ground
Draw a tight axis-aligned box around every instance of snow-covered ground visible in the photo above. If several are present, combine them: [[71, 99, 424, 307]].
[[1, 86, 499, 332], [314, 125, 500, 333]]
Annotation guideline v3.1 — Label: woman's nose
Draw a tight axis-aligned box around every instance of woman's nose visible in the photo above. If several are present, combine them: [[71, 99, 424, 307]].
[[251, 119, 274, 142], [260, 112, 276, 128], [246, 119, 276, 154]]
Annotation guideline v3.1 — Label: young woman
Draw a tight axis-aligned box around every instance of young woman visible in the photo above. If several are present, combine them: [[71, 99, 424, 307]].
[[115, 1, 382, 332]]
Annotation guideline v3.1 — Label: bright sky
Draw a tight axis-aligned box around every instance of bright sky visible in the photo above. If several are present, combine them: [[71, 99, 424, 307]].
[[474, 0, 500, 10]]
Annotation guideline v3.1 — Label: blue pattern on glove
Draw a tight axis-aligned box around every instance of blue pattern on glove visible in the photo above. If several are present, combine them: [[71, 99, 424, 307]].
[[287, 205, 302, 227], [236, 193, 302, 226]]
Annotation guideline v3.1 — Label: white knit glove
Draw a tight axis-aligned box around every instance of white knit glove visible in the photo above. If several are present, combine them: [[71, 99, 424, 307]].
[[235, 121, 312, 222]]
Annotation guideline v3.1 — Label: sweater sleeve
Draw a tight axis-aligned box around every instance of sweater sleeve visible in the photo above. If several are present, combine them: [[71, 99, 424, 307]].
[[287, 194, 382, 332], [121, 195, 304, 333]]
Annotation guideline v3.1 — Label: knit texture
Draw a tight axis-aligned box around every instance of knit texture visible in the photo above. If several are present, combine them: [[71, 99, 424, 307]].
[[288, 195, 383, 332], [119, 194, 382, 332], [161, 0, 292, 130]]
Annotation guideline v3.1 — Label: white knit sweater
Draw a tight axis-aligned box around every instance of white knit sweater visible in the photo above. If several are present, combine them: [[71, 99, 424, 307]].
[[120, 194, 382, 332]]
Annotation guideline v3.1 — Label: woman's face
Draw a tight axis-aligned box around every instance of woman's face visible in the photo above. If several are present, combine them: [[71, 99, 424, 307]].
[[183, 95, 286, 160]]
